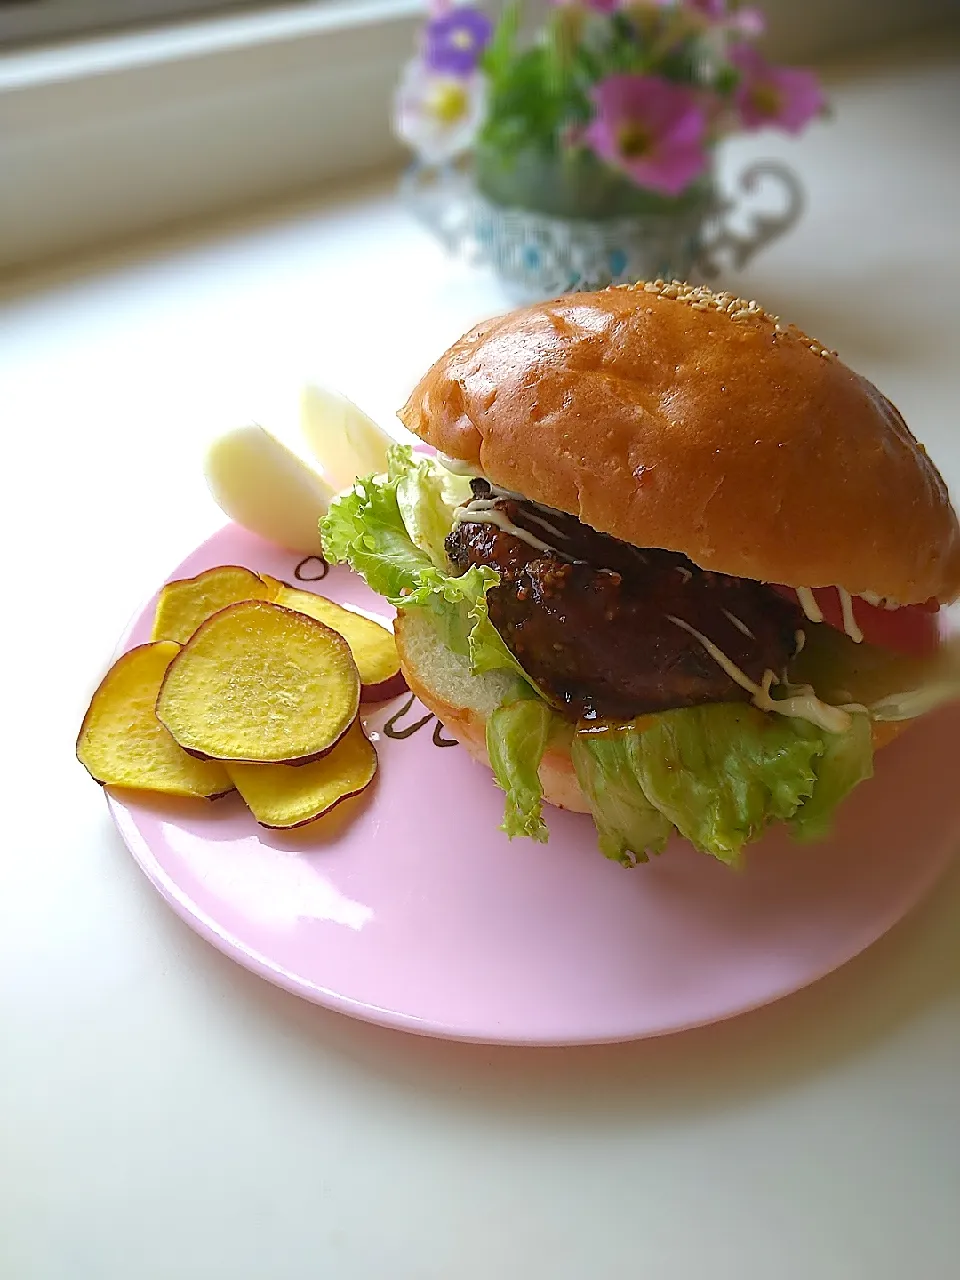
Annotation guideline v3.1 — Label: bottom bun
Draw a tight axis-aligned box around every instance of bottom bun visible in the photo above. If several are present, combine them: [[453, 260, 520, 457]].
[[393, 609, 909, 817], [393, 609, 590, 812]]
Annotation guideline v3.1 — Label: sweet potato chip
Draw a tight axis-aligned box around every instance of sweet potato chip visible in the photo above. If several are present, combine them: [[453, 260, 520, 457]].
[[271, 584, 406, 702], [151, 565, 277, 645], [226, 719, 377, 828], [77, 642, 233, 797], [156, 600, 360, 764]]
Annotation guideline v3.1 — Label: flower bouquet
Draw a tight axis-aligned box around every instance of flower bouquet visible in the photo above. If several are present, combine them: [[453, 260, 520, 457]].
[[394, 1, 825, 296]]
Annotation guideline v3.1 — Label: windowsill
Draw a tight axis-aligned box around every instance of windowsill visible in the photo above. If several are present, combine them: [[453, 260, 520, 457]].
[[0, 0, 420, 89], [0, 0, 422, 274]]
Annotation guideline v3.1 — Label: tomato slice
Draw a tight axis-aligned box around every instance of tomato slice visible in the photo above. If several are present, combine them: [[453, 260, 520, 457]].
[[772, 586, 941, 656]]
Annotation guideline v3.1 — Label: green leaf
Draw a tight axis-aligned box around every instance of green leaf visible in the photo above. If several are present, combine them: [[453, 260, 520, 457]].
[[574, 702, 877, 866], [320, 445, 535, 687], [715, 64, 740, 95], [320, 467, 435, 603], [487, 693, 554, 842], [571, 732, 672, 866], [477, 45, 570, 157], [792, 713, 873, 842], [630, 704, 824, 864], [391, 446, 472, 569], [482, 0, 520, 84]]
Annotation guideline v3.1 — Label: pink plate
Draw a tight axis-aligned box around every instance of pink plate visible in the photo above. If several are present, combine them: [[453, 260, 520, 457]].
[[107, 525, 960, 1044]]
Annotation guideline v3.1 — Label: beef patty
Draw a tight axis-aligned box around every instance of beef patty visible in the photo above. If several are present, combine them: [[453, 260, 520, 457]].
[[445, 481, 803, 722]]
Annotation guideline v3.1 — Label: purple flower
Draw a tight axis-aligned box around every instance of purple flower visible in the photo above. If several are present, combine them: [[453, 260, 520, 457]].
[[730, 45, 825, 134], [583, 75, 709, 196], [424, 7, 493, 77]]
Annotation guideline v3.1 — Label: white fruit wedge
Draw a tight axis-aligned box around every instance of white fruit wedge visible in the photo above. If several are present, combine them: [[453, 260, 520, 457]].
[[203, 423, 337, 553], [300, 384, 392, 493]]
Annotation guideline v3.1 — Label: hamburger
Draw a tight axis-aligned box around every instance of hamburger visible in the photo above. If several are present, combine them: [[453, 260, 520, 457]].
[[321, 281, 960, 865]]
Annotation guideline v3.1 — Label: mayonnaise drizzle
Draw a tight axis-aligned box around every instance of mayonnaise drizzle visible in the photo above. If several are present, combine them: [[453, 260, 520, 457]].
[[794, 584, 917, 634], [767, 686, 853, 734], [795, 587, 824, 624], [666, 615, 852, 733], [454, 483, 584, 558], [518, 508, 570, 542], [452, 500, 558, 554], [793, 584, 899, 642], [836, 587, 864, 643], [870, 683, 953, 720], [487, 483, 529, 501], [860, 590, 904, 611], [666, 615, 758, 695], [722, 609, 755, 640], [437, 453, 482, 477]]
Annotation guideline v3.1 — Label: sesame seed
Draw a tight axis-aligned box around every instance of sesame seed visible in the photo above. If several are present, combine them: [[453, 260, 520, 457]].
[[614, 280, 840, 359]]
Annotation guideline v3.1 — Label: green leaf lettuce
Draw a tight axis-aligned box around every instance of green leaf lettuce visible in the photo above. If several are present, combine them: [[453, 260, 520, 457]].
[[486, 690, 554, 843], [320, 445, 528, 681]]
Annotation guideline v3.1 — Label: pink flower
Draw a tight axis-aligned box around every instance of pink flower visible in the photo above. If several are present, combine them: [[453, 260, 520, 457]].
[[583, 75, 708, 195], [681, 0, 766, 37], [730, 44, 825, 134], [728, 6, 765, 36], [688, 0, 763, 25]]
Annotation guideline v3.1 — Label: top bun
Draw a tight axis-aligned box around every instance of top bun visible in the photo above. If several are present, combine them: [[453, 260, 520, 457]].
[[400, 281, 960, 605]]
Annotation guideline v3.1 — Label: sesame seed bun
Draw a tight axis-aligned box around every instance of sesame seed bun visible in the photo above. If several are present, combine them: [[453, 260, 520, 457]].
[[400, 281, 960, 606], [394, 610, 908, 818]]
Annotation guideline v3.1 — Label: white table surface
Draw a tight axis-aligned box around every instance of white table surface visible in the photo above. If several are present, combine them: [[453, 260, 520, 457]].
[[3, 36, 959, 1280]]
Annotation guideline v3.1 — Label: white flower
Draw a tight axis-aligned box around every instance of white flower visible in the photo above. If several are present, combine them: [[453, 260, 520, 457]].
[[393, 58, 487, 165]]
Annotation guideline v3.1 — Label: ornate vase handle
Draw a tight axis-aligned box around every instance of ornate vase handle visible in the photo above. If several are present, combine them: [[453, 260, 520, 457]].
[[694, 161, 804, 277]]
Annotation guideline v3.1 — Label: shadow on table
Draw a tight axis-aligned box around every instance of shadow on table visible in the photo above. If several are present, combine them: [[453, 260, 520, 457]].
[[128, 827, 960, 1128]]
